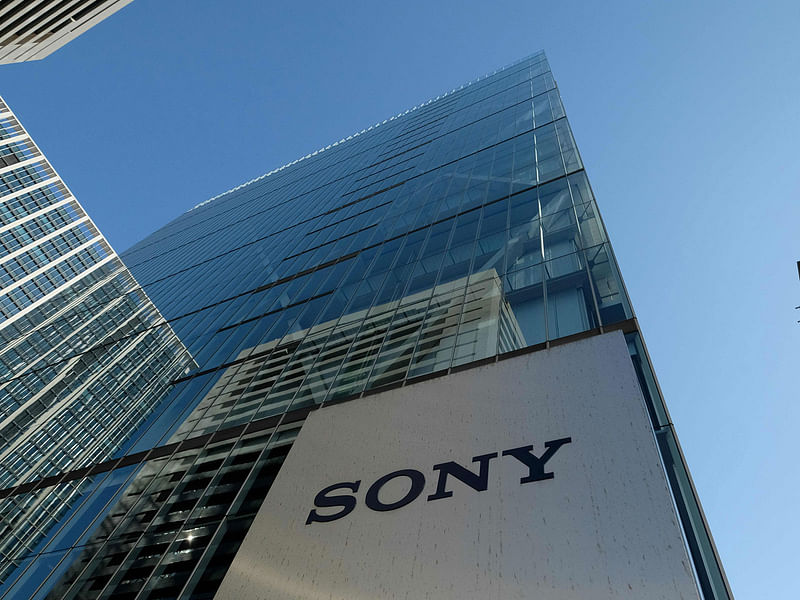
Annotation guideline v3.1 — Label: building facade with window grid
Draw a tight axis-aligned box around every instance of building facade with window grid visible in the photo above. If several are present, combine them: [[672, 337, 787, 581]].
[[0, 1, 133, 64], [0, 53, 732, 599], [0, 96, 194, 592]]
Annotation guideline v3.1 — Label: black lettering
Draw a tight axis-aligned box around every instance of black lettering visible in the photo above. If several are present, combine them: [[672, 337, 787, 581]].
[[427, 452, 498, 501], [502, 437, 572, 483], [365, 469, 425, 512], [305, 481, 360, 525]]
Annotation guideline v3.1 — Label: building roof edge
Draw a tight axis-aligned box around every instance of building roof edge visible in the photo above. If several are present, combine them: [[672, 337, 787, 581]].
[[188, 50, 546, 212]]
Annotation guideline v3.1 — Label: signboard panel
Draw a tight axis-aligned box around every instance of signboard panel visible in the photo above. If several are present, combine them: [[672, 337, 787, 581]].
[[216, 332, 699, 599]]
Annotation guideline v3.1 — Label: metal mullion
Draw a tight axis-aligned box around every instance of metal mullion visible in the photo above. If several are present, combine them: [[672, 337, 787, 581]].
[[0, 232, 101, 298], [540, 116, 582, 339], [22, 0, 103, 44], [0, 493, 52, 548], [167, 357, 263, 443], [492, 178, 515, 358], [175, 270, 335, 437], [0, 196, 72, 236], [0, 176, 60, 209], [270, 327, 338, 408], [274, 271, 387, 410], [0, 292, 132, 393], [357, 230, 431, 388], [51, 444, 202, 599], [174, 427, 297, 599], [176, 239, 361, 437], [0, 155, 45, 180], [0, 319, 160, 481], [89, 434, 232, 600], [528, 118, 549, 343], [316, 231, 436, 407], [387, 217, 465, 383], [0, 263, 141, 377], [245, 263, 364, 417], [443, 252, 488, 370], [316, 264, 397, 399], [0, 496, 71, 590], [46, 324, 186, 468], [549, 118, 603, 332], [2, 280, 128, 374], [3, 482, 76, 549], [131, 427, 281, 600], [209, 327, 311, 431], [0, 132, 29, 150], [448, 190, 504, 366]]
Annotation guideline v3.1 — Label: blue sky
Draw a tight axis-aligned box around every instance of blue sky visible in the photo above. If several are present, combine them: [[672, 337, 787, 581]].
[[2, 1, 798, 596]]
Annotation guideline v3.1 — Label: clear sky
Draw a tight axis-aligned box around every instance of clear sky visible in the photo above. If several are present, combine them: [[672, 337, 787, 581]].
[[2, 1, 798, 596]]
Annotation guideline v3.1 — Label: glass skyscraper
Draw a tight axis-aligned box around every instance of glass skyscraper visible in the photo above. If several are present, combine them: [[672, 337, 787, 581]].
[[0, 53, 732, 599], [0, 96, 193, 594]]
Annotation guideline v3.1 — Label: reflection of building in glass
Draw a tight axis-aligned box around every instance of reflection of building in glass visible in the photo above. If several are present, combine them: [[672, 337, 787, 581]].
[[39, 270, 524, 598], [0, 1, 133, 64], [178, 269, 524, 437], [0, 53, 732, 600], [0, 96, 194, 586], [49, 424, 299, 600]]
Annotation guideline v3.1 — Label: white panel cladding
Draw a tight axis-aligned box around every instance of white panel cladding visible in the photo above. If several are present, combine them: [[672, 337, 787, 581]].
[[0, 0, 134, 64], [215, 331, 699, 600]]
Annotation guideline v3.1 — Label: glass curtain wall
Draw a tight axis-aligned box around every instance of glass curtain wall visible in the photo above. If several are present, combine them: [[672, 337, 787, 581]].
[[0, 53, 731, 600], [0, 97, 194, 593]]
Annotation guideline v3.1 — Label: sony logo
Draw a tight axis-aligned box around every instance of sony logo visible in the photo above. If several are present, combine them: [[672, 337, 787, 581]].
[[306, 437, 571, 525]]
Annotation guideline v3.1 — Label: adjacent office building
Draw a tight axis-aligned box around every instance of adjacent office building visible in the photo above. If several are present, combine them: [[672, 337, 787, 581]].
[[0, 95, 193, 590], [0, 53, 733, 599], [0, 0, 133, 64]]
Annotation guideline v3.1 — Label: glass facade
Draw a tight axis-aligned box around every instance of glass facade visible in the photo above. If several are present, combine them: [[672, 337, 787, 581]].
[[0, 53, 732, 599], [0, 97, 194, 594]]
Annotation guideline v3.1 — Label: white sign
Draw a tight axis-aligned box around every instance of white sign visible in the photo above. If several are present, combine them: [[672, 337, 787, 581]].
[[216, 332, 699, 599]]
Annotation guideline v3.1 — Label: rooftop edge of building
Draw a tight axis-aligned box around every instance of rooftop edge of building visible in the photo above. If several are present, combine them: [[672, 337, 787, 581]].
[[186, 50, 547, 214]]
